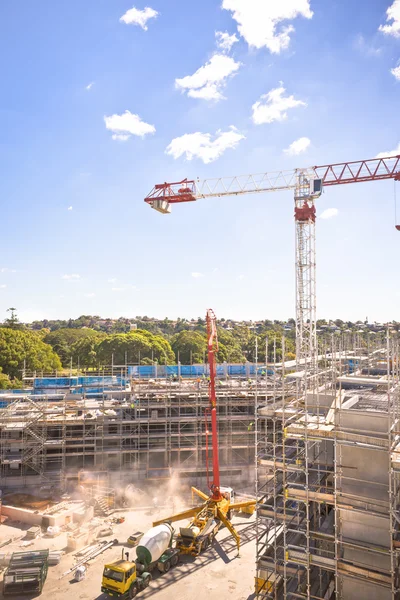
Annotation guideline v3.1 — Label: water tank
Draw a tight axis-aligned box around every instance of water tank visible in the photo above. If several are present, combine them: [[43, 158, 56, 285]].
[[136, 523, 173, 566]]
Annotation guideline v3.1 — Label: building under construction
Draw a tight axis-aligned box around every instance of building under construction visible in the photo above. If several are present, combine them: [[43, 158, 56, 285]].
[[0, 370, 258, 494], [255, 336, 400, 600], [1, 338, 400, 599]]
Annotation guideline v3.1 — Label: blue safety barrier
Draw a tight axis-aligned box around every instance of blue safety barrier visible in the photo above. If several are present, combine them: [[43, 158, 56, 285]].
[[0, 363, 272, 401]]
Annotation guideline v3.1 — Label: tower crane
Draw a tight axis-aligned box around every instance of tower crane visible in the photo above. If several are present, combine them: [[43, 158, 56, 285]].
[[144, 155, 400, 368]]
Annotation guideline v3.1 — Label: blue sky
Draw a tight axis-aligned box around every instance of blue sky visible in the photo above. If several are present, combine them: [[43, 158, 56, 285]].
[[0, 0, 399, 323]]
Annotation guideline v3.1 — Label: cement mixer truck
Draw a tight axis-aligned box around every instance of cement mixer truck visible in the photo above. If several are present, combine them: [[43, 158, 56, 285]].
[[101, 523, 179, 598]]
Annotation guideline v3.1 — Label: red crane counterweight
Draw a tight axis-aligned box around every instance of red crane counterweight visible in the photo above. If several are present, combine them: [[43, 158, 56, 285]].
[[147, 179, 197, 204]]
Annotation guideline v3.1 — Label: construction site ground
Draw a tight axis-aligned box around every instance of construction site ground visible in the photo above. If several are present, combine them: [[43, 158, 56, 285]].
[[0, 507, 256, 600]]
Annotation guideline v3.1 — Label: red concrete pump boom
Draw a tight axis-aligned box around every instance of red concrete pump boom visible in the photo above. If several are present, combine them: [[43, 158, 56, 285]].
[[205, 309, 222, 502]]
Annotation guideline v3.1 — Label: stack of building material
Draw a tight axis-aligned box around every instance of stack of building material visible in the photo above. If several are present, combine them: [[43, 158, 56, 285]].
[[48, 551, 64, 566], [25, 526, 40, 540]]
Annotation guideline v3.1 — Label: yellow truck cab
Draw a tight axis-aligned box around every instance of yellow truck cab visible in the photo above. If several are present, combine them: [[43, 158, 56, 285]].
[[102, 525, 179, 599], [101, 559, 150, 599]]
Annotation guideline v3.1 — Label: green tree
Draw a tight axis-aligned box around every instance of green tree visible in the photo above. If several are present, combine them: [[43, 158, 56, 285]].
[[44, 328, 103, 366], [216, 328, 245, 363], [96, 330, 175, 365], [237, 330, 295, 363], [0, 370, 23, 389], [0, 329, 62, 379], [70, 332, 107, 368], [3, 307, 24, 330], [171, 330, 207, 363]]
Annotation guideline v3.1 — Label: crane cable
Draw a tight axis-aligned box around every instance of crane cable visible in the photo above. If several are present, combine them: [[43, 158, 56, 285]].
[[394, 179, 400, 231]]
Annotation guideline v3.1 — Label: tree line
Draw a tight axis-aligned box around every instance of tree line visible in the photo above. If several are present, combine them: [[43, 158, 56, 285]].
[[0, 310, 297, 388], [0, 310, 392, 389]]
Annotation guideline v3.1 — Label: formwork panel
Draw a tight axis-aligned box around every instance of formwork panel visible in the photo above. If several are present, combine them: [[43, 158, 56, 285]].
[[338, 508, 390, 547], [338, 444, 389, 501], [339, 575, 391, 600]]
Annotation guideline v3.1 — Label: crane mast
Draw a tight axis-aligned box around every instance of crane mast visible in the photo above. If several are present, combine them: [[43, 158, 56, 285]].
[[294, 171, 320, 369], [144, 155, 400, 366]]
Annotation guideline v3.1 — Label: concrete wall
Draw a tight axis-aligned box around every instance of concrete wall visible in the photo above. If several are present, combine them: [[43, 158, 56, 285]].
[[1, 502, 90, 527], [338, 444, 388, 501], [339, 575, 391, 600], [1, 505, 42, 526], [338, 508, 390, 547], [338, 409, 389, 435]]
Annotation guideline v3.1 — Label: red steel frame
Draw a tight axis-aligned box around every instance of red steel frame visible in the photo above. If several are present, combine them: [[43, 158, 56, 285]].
[[144, 155, 400, 206], [204, 308, 222, 501], [314, 155, 400, 186]]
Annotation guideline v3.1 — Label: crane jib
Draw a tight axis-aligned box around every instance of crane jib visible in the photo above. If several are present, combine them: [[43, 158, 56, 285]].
[[144, 155, 400, 206]]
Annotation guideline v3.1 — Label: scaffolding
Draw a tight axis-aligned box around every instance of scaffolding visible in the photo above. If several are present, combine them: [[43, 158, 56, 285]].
[[0, 372, 261, 494], [256, 334, 400, 599]]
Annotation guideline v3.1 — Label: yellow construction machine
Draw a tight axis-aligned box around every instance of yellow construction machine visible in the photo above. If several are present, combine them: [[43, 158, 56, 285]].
[[153, 485, 255, 556]]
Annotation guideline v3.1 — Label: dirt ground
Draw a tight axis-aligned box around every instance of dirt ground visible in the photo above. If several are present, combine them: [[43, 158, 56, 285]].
[[0, 507, 257, 600]]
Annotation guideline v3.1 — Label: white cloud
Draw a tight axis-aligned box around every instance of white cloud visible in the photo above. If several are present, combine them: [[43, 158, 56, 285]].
[[175, 54, 241, 101], [379, 0, 400, 38], [252, 86, 306, 124], [86, 82, 94, 91], [215, 31, 239, 52], [284, 136, 311, 155], [376, 142, 400, 158], [320, 208, 338, 220], [84, 293, 96, 298], [112, 287, 126, 292], [68, 206, 73, 211], [62, 274, 81, 280], [104, 110, 155, 141], [0, 284, 7, 289], [120, 6, 158, 30], [392, 65, 400, 80], [166, 127, 245, 164], [191, 272, 204, 278], [0, 268, 16, 273], [108, 278, 117, 283], [112, 134, 131, 142], [353, 34, 382, 57], [222, 0, 313, 54]]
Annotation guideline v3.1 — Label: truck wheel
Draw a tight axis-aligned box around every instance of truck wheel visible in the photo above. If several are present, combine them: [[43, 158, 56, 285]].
[[171, 554, 179, 567], [129, 584, 138, 599], [202, 538, 209, 551], [163, 560, 171, 573], [143, 574, 151, 588], [209, 533, 214, 545]]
